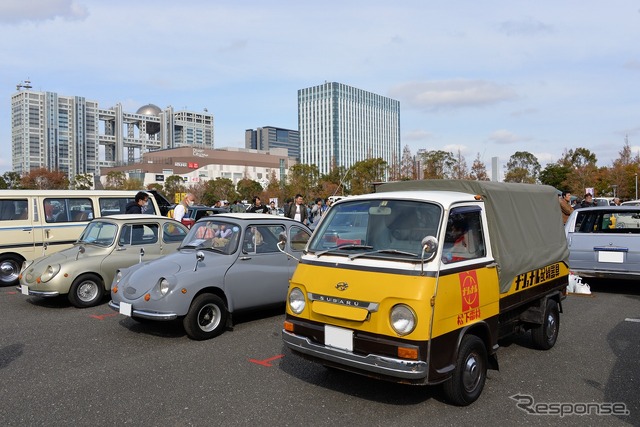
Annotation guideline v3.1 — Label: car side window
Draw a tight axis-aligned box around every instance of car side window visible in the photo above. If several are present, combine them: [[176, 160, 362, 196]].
[[243, 225, 283, 254], [162, 222, 188, 243], [290, 226, 311, 251], [120, 224, 158, 245]]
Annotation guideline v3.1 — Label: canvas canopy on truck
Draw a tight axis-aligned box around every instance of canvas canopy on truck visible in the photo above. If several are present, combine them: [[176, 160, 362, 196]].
[[376, 180, 569, 293]]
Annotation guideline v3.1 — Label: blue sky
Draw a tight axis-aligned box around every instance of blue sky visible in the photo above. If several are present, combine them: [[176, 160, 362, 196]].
[[1, 0, 639, 177]]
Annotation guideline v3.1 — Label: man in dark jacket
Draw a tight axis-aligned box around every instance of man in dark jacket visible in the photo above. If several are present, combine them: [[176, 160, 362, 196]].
[[286, 194, 308, 225], [125, 191, 149, 214]]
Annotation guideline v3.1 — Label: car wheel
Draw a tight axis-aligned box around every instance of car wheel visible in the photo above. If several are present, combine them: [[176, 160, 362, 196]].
[[183, 294, 228, 340], [443, 335, 487, 406], [68, 274, 105, 308], [531, 299, 559, 350], [0, 254, 23, 287]]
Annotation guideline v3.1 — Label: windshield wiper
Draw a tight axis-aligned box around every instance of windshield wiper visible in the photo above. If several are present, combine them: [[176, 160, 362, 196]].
[[315, 244, 373, 257], [349, 249, 419, 260]]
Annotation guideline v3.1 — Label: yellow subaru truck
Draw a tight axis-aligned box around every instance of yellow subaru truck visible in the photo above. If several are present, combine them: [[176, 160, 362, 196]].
[[281, 180, 569, 405]]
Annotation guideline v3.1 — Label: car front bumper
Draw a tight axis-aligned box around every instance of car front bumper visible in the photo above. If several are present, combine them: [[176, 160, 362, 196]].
[[108, 300, 178, 321], [17, 286, 59, 297], [282, 329, 428, 382]]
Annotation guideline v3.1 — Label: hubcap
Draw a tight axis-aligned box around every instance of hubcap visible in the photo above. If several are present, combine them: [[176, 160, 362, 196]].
[[0, 260, 20, 283], [462, 353, 481, 392], [546, 313, 557, 341], [78, 281, 99, 302], [197, 303, 221, 332]]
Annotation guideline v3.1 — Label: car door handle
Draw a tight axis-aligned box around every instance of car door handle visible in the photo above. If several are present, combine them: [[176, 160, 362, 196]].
[[22, 228, 33, 231], [240, 256, 252, 260]]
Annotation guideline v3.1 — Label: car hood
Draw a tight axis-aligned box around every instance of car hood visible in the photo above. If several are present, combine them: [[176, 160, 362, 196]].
[[119, 250, 214, 298], [29, 244, 108, 269]]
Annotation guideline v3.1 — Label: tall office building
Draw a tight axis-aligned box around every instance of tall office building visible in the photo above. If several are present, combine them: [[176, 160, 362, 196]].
[[245, 126, 300, 160], [298, 82, 400, 176], [11, 87, 214, 178]]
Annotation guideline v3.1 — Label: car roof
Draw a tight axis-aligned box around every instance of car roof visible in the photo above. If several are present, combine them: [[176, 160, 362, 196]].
[[94, 214, 181, 221], [573, 205, 640, 211], [195, 212, 311, 228]]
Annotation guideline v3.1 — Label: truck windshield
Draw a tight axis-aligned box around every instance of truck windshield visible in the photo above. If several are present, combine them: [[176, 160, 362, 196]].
[[309, 199, 442, 259]]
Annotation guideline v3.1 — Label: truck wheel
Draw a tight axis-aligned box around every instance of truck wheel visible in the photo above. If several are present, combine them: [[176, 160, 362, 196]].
[[183, 294, 228, 340], [68, 274, 105, 308], [0, 254, 23, 287], [531, 299, 559, 350], [443, 335, 487, 406]]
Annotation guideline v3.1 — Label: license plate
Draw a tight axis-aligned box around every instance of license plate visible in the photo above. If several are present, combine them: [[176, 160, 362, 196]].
[[119, 302, 132, 316], [20, 285, 29, 295], [598, 251, 624, 263], [324, 325, 353, 351]]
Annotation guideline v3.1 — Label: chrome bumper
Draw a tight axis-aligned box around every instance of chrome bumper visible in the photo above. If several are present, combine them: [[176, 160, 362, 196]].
[[108, 300, 178, 321], [282, 330, 428, 380], [16, 286, 59, 297]]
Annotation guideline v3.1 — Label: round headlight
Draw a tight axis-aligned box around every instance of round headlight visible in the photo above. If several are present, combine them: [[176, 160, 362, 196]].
[[40, 264, 61, 283], [114, 270, 122, 285], [288, 287, 306, 314], [390, 304, 417, 336], [159, 278, 170, 296]]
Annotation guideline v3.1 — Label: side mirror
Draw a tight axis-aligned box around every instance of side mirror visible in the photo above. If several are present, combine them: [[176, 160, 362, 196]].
[[76, 245, 86, 261], [277, 231, 299, 261], [420, 236, 438, 276], [194, 250, 205, 271]]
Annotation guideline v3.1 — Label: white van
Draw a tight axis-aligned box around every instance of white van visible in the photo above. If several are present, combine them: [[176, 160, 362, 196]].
[[0, 190, 160, 287]]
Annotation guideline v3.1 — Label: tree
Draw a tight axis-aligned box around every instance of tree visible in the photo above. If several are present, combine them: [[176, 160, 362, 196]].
[[469, 153, 490, 181], [421, 150, 456, 179], [539, 163, 571, 189], [503, 151, 540, 183], [349, 158, 387, 195], [21, 168, 69, 189], [318, 165, 349, 197], [287, 163, 320, 199], [0, 172, 22, 189], [104, 171, 126, 190], [451, 150, 468, 180], [201, 177, 238, 205], [236, 178, 263, 202], [72, 173, 94, 190], [164, 175, 187, 203], [400, 145, 415, 180]]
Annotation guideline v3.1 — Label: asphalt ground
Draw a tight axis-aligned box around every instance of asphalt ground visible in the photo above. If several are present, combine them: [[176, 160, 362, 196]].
[[1, 280, 638, 427]]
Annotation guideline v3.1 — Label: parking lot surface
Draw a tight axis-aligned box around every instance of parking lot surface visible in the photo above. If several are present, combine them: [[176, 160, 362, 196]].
[[1, 281, 638, 426]]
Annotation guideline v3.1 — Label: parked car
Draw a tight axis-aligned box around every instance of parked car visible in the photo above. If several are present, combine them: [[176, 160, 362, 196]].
[[19, 215, 189, 307], [565, 206, 640, 280], [109, 213, 312, 340], [181, 205, 229, 228], [621, 199, 640, 206]]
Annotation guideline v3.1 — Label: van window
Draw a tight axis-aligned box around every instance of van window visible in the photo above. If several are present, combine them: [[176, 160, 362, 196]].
[[99, 197, 158, 216], [43, 198, 93, 223], [0, 199, 28, 221]]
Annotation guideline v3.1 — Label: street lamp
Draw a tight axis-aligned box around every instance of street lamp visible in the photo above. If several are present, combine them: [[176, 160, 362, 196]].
[[636, 173, 638, 200], [612, 185, 617, 198]]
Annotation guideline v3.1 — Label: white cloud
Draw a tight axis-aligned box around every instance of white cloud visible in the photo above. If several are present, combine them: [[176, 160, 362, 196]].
[[497, 17, 553, 36], [389, 80, 518, 111], [403, 129, 435, 141], [0, 0, 88, 24], [487, 129, 531, 145]]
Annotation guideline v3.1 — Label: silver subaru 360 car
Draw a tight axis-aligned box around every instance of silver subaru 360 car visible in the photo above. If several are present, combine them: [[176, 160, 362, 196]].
[[19, 215, 189, 307], [109, 213, 312, 340]]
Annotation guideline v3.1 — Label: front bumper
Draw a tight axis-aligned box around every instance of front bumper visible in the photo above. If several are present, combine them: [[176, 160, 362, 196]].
[[17, 286, 59, 297], [282, 329, 428, 382], [108, 300, 178, 321]]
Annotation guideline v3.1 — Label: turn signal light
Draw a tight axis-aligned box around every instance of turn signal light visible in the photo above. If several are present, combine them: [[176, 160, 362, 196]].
[[36, 277, 41, 284], [398, 347, 418, 360], [144, 293, 151, 301], [112, 286, 118, 294], [181, 288, 187, 294], [283, 321, 294, 332]]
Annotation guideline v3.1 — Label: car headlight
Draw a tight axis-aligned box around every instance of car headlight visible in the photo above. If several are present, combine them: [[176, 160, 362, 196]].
[[390, 304, 416, 336], [158, 278, 170, 296], [40, 264, 61, 283], [288, 287, 306, 314], [113, 270, 122, 285]]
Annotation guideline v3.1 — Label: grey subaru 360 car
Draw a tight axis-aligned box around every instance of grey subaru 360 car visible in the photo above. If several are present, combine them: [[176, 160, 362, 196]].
[[109, 213, 311, 340]]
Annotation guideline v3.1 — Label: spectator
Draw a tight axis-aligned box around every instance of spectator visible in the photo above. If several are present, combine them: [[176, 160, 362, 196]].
[[580, 193, 596, 208], [559, 191, 573, 225], [268, 200, 278, 214], [230, 200, 246, 213], [286, 194, 309, 225], [125, 191, 149, 214], [174, 193, 196, 222], [310, 198, 324, 223], [610, 198, 621, 206], [247, 196, 269, 214]]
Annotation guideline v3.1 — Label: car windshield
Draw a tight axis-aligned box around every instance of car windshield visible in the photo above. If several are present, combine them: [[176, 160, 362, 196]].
[[181, 219, 240, 254], [77, 221, 118, 247], [308, 199, 442, 260]]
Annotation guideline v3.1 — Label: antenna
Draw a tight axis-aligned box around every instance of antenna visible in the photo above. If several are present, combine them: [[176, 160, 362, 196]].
[[16, 79, 33, 91]]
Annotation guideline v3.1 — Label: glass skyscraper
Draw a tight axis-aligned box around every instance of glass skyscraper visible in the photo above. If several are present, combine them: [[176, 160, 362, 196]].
[[298, 82, 400, 176]]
